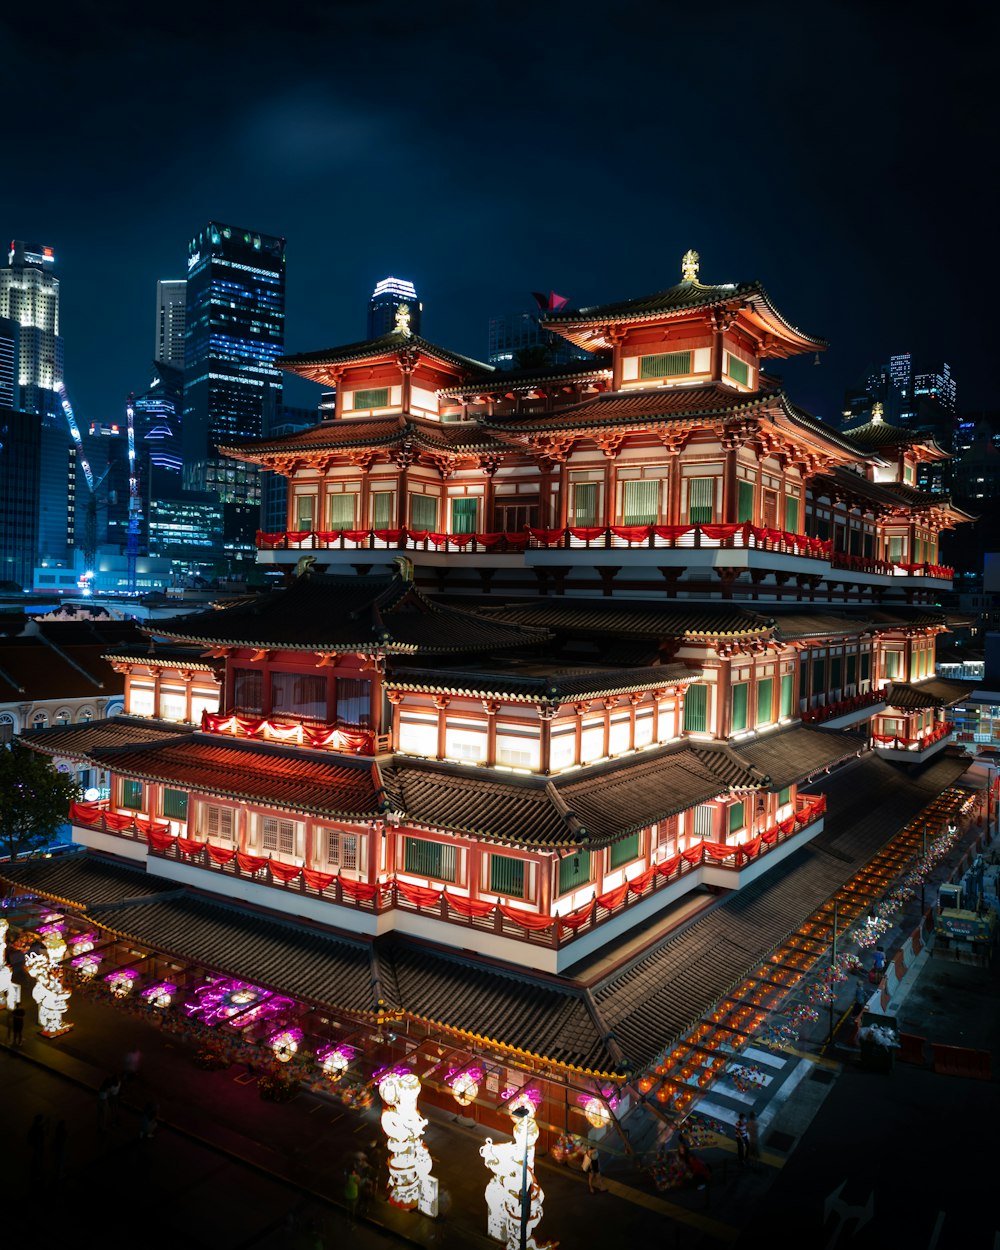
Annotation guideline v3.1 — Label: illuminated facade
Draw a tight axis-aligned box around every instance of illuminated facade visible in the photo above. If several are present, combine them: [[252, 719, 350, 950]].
[[155, 279, 187, 369], [368, 276, 421, 340], [182, 222, 285, 552], [0, 240, 61, 418]]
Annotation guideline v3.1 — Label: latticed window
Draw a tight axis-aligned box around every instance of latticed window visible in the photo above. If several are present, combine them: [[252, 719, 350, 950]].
[[728, 802, 745, 836], [233, 669, 262, 714], [737, 480, 754, 523], [262, 817, 296, 855], [884, 651, 902, 679], [785, 496, 800, 533], [404, 837, 457, 882], [622, 479, 659, 524], [294, 495, 315, 529], [757, 678, 773, 725], [780, 673, 794, 719], [371, 491, 394, 528], [558, 850, 591, 894], [410, 494, 437, 530], [688, 477, 714, 524], [451, 497, 479, 534], [639, 351, 692, 380], [572, 482, 599, 527], [726, 354, 749, 386], [326, 830, 358, 870], [351, 387, 389, 409], [693, 805, 714, 838], [328, 494, 356, 529], [162, 788, 188, 820], [489, 854, 525, 897], [888, 535, 905, 563], [205, 805, 234, 841], [683, 684, 708, 733], [778, 786, 791, 806], [120, 779, 144, 810], [609, 832, 640, 869], [732, 683, 749, 732]]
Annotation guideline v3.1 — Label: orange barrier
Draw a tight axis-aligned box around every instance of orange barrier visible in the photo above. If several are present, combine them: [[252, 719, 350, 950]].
[[931, 1044, 992, 1081], [897, 1033, 926, 1066]]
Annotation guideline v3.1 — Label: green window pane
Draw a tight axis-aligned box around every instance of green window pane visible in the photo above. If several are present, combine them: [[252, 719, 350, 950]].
[[888, 535, 904, 562], [558, 850, 591, 894], [120, 780, 144, 810], [639, 350, 692, 380], [162, 788, 188, 820], [352, 387, 389, 409], [757, 678, 773, 724], [727, 354, 749, 386], [573, 482, 599, 526], [732, 683, 748, 732], [688, 477, 715, 525], [371, 492, 393, 528], [861, 652, 871, 681], [451, 497, 479, 534], [812, 657, 825, 694], [778, 786, 791, 805], [784, 495, 799, 533], [885, 652, 900, 679], [610, 832, 640, 869], [489, 854, 525, 897], [410, 494, 437, 531], [622, 479, 659, 524], [683, 683, 708, 733], [737, 480, 754, 523], [328, 494, 356, 528], [846, 654, 857, 687], [728, 802, 745, 835], [830, 657, 842, 692], [404, 837, 457, 882], [693, 805, 714, 837], [780, 673, 794, 718]]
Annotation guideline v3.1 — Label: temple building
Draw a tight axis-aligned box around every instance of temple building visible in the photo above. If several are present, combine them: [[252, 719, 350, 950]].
[[11, 255, 978, 1126]]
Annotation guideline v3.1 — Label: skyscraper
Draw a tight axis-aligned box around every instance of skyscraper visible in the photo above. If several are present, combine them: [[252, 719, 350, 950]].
[[0, 240, 74, 564], [914, 362, 957, 413], [182, 222, 285, 552], [367, 276, 421, 339], [488, 291, 595, 369], [0, 315, 17, 410], [0, 405, 40, 589], [155, 279, 187, 369]]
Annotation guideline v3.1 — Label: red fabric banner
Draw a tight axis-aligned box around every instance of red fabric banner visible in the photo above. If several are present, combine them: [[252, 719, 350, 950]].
[[338, 877, 382, 902], [428, 532, 452, 547], [147, 829, 176, 851], [135, 817, 170, 837], [653, 524, 695, 542], [177, 837, 207, 856], [474, 532, 506, 548], [702, 841, 736, 862], [503, 531, 529, 547], [740, 837, 763, 860], [699, 524, 741, 541], [571, 526, 609, 542], [595, 883, 629, 910], [285, 530, 312, 544], [406, 530, 431, 543], [342, 530, 370, 543], [103, 812, 135, 832], [610, 525, 651, 543], [268, 859, 302, 883], [681, 843, 705, 865], [313, 530, 343, 543], [558, 905, 596, 930], [205, 843, 236, 865], [626, 866, 656, 894], [69, 801, 101, 826], [236, 852, 268, 874], [444, 893, 496, 919], [657, 854, 682, 878], [372, 529, 403, 544], [527, 527, 567, 546], [303, 869, 335, 892], [498, 904, 555, 931], [446, 533, 477, 547], [397, 880, 443, 908]]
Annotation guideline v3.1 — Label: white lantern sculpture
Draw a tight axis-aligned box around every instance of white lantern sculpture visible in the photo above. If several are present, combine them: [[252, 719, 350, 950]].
[[378, 1071, 439, 1216], [0, 918, 13, 1009], [480, 1094, 554, 1250], [24, 933, 72, 1037]]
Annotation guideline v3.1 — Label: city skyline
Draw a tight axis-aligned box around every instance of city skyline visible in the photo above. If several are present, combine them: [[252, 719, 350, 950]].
[[2, 2, 995, 431]]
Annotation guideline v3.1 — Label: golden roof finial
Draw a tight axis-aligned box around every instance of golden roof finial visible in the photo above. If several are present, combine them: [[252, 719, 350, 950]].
[[871, 401, 884, 422], [394, 303, 412, 337], [681, 249, 700, 283]]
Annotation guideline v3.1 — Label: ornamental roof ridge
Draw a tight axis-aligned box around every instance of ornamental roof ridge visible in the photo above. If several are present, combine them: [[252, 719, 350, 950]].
[[383, 661, 701, 702], [279, 330, 492, 376], [840, 413, 949, 454], [436, 359, 613, 397]]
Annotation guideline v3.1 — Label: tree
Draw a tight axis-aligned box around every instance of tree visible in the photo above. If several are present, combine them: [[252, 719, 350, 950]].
[[0, 741, 79, 859]]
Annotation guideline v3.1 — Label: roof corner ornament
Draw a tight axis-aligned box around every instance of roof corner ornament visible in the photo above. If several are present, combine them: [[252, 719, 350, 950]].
[[871, 401, 884, 423], [393, 554, 415, 584], [295, 554, 317, 578], [394, 302, 412, 337], [681, 249, 700, 283]]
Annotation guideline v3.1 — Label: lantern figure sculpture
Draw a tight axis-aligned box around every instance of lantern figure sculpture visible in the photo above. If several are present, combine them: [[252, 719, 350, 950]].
[[105, 969, 139, 998], [480, 1096, 554, 1250], [319, 1045, 351, 1081], [71, 953, 102, 980], [24, 947, 72, 1037], [269, 1027, 303, 1063], [0, 918, 13, 1009], [378, 1071, 438, 1216], [584, 1096, 610, 1129], [451, 1067, 482, 1107], [142, 982, 176, 1009]]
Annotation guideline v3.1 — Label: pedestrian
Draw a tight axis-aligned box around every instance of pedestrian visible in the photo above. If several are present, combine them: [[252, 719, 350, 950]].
[[26, 1114, 46, 1181], [746, 1110, 759, 1167], [582, 1144, 606, 1193], [139, 1101, 158, 1141], [12, 1004, 25, 1047], [123, 1045, 141, 1087], [344, 1166, 361, 1223], [872, 946, 886, 974], [97, 1074, 112, 1132], [51, 1119, 67, 1180], [853, 979, 867, 1016], [735, 1113, 749, 1166]]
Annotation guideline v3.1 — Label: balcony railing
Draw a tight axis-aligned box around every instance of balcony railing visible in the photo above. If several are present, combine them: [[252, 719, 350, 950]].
[[800, 688, 885, 725], [70, 794, 826, 952], [256, 525, 953, 579], [872, 721, 955, 752], [199, 710, 390, 756]]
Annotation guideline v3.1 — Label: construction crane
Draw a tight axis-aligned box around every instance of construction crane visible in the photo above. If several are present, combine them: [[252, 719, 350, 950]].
[[125, 392, 142, 594], [55, 380, 96, 493]]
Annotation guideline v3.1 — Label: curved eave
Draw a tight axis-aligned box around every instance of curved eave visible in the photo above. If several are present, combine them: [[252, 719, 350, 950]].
[[480, 389, 777, 436], [102, 652, 218, 671], [384, 671, 704, 703], [278, 336, 492, 380], [775, 399, 871, 460]]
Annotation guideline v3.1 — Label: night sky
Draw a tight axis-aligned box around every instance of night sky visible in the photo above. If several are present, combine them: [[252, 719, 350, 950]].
[[4, 1, 997, 427]]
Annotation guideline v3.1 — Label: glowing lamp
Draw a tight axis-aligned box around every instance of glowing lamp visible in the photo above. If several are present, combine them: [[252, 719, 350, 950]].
[[584, 1097, 611, 1129], [451, 1069, 481, 1106], [142, 982, 176, 1008], [320, 1046, 352, 1080], [269, 1027, 303, 1062], [71, 953, 101, 980], [105, 969, 138, 997], [637, 1075, 655, 1094]]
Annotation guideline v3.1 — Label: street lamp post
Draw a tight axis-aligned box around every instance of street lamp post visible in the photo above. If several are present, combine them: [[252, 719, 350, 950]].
[[511, 1105, 530, 1250], [827, 898, 838, 1046]]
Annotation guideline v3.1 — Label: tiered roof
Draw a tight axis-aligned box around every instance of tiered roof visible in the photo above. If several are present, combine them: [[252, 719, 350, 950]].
[[278, 329, 491, 382]]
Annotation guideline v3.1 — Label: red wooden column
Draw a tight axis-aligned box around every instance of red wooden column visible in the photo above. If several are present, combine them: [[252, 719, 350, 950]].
[[434, 696, 450, 760], [722, 441, 739, 524], [483, 700, 500, 766], [538, 705, 556, 774]]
